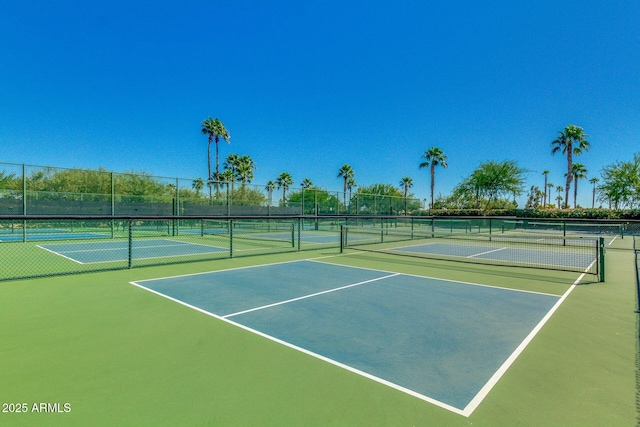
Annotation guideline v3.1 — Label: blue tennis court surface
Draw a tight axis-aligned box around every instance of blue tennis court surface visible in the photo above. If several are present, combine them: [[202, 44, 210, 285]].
[[392, 242, 596, 271], [0, 230, 109, 242], [131, 260, 562, 415], [38, 239, 227, 264]]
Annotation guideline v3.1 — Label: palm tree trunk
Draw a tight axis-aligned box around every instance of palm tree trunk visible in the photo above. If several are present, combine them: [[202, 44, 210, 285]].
[[207, 139, 213, 201], [430, 165, 435, 210], [573, 176, 578, 208], [565, 148, 572, 208]]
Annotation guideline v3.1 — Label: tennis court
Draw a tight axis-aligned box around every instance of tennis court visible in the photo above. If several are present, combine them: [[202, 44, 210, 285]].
[[390, 241, 597, 272], [38, 239, 227, 264], [0, 215, 636, 425], [131, 259, 564, 416], [0, 229, 110, 242]]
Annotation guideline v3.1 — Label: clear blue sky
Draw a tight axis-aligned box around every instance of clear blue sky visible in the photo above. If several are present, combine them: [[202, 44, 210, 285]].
[[1, 1, 638, 207]]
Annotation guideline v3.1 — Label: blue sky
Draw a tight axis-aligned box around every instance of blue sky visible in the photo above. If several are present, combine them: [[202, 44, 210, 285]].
[[1, 1, 639, 207]]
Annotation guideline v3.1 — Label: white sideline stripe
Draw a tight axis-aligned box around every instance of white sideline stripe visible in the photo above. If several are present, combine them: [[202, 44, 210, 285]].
[[466, 247, 507, 258], [128, 278, 467, 417], [461, 271, 586, 417], [53, 241, 195, 254], [222, 273, 400, 319], [462, 257, 597, 415], [130, 258, 582, 416], [36, 244, 86, 264]]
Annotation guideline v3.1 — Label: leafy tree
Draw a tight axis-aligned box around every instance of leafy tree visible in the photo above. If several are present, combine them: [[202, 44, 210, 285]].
[[337, 164, 355, 208], [351, 183, 420, 214], [201, 117, 231, 200], [451, 160, 526, 210], [288, 187, 340, 214], [276, 172, 294, 205], [551, 124, 589, 208], [419, 147, 448, 210], [597, 153, 640, 209]]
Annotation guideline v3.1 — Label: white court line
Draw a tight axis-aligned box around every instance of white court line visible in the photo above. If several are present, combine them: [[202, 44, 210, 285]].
[[466, 247, 507, 258], [460, 257, 596, 416], [36, 244, 86, 264], [131, 258, 583, 416], [222, 273, 400, 318], [129, 273, 466, 417]]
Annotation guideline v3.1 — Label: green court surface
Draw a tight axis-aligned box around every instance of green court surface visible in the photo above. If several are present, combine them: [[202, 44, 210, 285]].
[[0, 247, 636, 426]]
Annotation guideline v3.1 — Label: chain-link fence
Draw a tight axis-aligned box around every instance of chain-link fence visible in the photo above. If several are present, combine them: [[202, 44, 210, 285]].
[[0, 163, 424, 216]]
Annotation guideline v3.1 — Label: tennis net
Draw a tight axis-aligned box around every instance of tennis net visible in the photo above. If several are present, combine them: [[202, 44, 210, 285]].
[[341, 226, 604, 280]]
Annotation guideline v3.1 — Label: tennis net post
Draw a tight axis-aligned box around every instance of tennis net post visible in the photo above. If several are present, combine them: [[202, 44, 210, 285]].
[[599, 237, 605, 282]]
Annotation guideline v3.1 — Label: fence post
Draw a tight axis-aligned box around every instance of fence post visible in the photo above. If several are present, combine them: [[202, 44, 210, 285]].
[[599, 237, 605, 282], [229, 219, 234, 258], [128, 220, 133, 269]]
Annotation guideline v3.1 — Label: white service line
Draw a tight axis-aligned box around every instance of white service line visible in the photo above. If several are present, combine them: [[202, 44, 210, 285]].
[[467, 247, 507, 258], [223, 273, 400, 319]]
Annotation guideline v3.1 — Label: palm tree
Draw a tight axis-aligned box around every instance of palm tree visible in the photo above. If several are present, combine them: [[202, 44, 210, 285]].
[[201, 117, 231, 200], [223, 153, 240, 191], [399, 177, 413, 215], [265, 180, 276, 208], [569, 163, 587, 208], [276, 172, 293, 205], [546, 182, 555, 206], [556, 185, 564, 209], [236, 155, 256, 186], [551, 124, 589, 208], [542, 170, 550, 206], [191, 178, 204, 197], [419, 147, 448, 210], [589, 177, 599, 208], [300, 178, 313, 189], [337, 164, 355, 208], [220, 169, 234, 190]]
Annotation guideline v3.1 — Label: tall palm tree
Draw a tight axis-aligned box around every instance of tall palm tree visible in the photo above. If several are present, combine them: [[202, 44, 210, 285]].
[[542, 170, 550, 206], [419, 147, 448, 210], [399, 177, 413, 215], [589, 177, 599, 208], [337, 164, 355, 208], [201, 117, 230, 200], [191, 178, 204, 197], [551, 124, 589, 208], [546, 182, 555, 206], [556, 185, 564, 209], [276, 172, 293, 205], [569, 163, 588, 208]]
